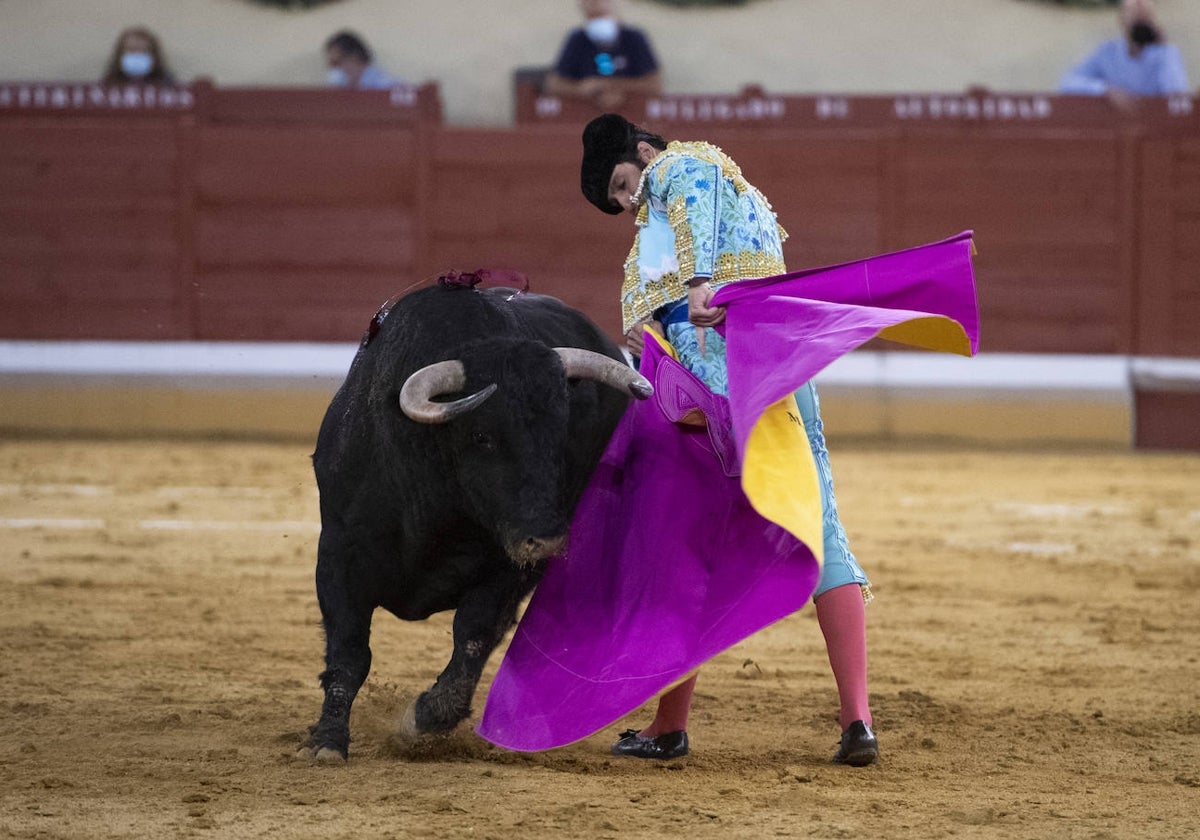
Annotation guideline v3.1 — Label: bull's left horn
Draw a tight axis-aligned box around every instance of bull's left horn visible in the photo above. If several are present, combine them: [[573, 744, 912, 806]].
[[554, 348, 653, 399], [399, 359, 498, 423]]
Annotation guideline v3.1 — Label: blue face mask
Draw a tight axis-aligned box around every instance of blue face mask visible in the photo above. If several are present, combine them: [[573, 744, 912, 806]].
[[120, 51, 153, 78], [326, 67, 349, 87]]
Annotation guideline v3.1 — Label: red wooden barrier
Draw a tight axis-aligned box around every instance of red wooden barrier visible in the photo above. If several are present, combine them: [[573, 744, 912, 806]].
[[1, 81, 1198, 447], [0, 80, 440, 342]]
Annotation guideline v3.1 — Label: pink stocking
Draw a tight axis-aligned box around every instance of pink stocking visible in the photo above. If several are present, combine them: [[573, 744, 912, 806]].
[[814, 583, 872, 730], [644, 673, 697, 736]]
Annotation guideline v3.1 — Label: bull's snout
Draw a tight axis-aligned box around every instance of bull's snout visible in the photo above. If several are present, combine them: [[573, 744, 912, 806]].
[[508, 534, 567, 567]]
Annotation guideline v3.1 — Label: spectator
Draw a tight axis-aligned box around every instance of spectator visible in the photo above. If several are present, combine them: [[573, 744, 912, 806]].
[[324, 30, 403, 90], [101, 26, 176, 86], [1058, 0, 1190, 107], [544, 0, 662, 110]]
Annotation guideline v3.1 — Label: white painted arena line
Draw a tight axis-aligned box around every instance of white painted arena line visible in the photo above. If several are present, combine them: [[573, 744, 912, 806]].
[[0, 518, 107, 529], [1005, 542, 1077, 555], [0, 484, 113, 496], [0, 518, 319, 533], [154, 486, 315, 499], [0, 484, 314, 499], [137, 519, 320, 533], [0, 339, 1161, 397], [0, 340, 357, 378], [0, 482, 318, 533], [992, 502, 1129, 518]]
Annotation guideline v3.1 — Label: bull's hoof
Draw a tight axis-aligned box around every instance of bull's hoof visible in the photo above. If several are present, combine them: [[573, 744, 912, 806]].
[[314, 746, 348, 765], [305, 716, 351, 762], [398, 701, 423, 742], [294, 743, 348, 764], [397, 699, 456, 744]]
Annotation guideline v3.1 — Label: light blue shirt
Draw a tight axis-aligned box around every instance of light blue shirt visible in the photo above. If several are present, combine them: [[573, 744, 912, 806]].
[[1059, 38, 1190, 96], [356, 64, 403, 90]]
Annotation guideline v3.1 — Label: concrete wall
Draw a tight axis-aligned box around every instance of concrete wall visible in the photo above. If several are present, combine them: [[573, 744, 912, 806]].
[[0, 0, 1197, 127]]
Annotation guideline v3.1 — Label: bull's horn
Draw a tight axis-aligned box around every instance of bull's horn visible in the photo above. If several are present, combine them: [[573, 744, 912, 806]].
[[554, 348, 654, 399], [399, 360, 498, 423]]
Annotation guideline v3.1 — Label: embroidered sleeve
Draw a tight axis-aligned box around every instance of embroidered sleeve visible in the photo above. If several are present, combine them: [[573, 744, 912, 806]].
[[654, 156, 720, 281]]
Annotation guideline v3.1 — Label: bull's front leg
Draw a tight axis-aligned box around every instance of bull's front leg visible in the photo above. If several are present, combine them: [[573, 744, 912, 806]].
[[304, 543, 374, 763], [403, 569, 535, 738]]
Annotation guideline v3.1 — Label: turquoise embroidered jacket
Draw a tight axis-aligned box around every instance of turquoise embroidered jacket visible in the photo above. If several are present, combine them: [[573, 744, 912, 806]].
[[620, 140, 788, 331]]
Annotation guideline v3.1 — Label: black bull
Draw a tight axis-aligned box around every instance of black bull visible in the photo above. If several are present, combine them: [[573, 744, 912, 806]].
[[302, 284, 652, 761]]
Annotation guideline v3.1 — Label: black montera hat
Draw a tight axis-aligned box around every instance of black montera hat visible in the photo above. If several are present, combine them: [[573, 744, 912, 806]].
[[581, 113, 635, 215]]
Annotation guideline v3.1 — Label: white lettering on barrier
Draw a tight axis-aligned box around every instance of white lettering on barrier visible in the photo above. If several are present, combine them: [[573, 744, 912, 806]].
[[815, 97, 850, 120], [1167, 95, 1194, 117], [893, 94, 1053, 121], [535, 96, 563, 117], [0, 83, 194, 111], [389, 86, 417, 107], [645, 96, 786, 122]]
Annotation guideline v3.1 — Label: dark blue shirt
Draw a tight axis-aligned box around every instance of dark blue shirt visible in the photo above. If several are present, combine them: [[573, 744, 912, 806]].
[[553, 26, 660, 80]]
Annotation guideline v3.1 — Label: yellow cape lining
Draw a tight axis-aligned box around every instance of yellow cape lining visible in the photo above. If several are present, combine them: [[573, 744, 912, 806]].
[[641, 328, 825, 568]]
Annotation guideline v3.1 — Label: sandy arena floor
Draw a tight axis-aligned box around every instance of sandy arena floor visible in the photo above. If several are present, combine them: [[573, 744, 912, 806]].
[[1, 438, 1197, 840]]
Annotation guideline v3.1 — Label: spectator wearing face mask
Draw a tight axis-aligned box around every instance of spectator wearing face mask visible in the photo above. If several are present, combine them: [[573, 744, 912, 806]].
[[543, 0, 662, 110], [101, 26, 176, 85], [1058, 0, 1190, 109], [324, 30, 404, 90]]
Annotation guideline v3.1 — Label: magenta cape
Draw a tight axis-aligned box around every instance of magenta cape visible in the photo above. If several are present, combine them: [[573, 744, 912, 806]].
[[476, 231, 980, 751]]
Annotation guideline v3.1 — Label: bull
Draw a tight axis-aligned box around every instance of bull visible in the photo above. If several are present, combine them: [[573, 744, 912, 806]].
[[300, 279, 652, 762]]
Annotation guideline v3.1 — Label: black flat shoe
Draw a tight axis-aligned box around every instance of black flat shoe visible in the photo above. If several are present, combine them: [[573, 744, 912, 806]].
[[833, 720, 878, 766], [611, 728, 689, 760]]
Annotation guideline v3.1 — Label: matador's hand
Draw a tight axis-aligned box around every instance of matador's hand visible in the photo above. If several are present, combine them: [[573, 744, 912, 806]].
[[687, 282, 726, 329], [625, 317, 662, 357]]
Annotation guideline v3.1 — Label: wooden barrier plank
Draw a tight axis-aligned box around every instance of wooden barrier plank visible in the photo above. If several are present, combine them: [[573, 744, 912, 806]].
[[0, 119, 177, 157], [1137, 138, 1181, 357], [0, 232, 177, 273], [900, 134, 1119, 172], [428, 221, 627, 266], [0, 306, 184, 340], [191, 262, 413, 341], [194, 127, 418, 205], [192, 268, 405, 342], [1135, 391, 1200, 449], [193, 206, 415, 268], [0, 157, 176, 197], [0, 121, 178, 200], [201, 84, 441, 126], [977, 241, 1120, 280], [0, 268, 178, 311], [0, 198, 177, 234]]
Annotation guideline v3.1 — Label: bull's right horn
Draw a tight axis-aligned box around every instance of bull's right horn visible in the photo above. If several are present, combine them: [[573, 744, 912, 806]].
[[554, 347, 653, 399], [399, 360, 498, 424]]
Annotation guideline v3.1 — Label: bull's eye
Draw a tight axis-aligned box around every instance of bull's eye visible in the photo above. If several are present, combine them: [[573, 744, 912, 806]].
[[471, 431, 495, 451]]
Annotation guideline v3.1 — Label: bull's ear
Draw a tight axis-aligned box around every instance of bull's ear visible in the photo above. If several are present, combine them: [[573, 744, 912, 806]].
[[399, 360, 498, 423], [554, 347, 653, 400]]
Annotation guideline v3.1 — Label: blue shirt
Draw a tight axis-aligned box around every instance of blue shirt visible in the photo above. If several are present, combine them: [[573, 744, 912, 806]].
[[356, 64, 403, 89], [1059, 38, 1190, 96]]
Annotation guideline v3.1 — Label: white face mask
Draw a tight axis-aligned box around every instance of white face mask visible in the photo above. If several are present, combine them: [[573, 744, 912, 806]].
[[326, 67, 349, 87], [585, 17, 619, 45], [120, 51, 153, 78]]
